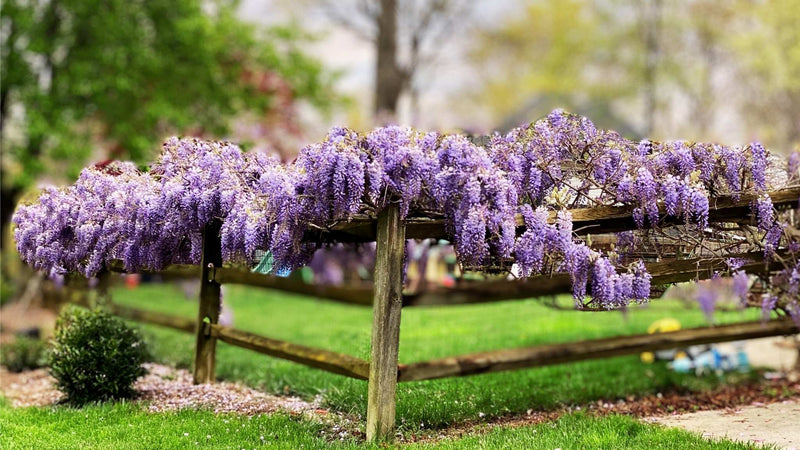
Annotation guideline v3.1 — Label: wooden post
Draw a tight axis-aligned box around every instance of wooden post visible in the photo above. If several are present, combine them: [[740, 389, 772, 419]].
[[95, 270, 112, 306], [366, 204, 406, 442], [193, 221, 223, 384]]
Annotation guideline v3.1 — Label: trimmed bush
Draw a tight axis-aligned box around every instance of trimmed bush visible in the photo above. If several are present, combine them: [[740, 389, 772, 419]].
[[49, 306, 147, 404], [1, 336, 48, 372]]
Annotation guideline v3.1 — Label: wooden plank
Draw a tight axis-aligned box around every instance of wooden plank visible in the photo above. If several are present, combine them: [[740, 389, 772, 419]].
[[366, 204, 406, 442], [213, 267, 373, 306], [193, 221, 223, 384], [106, 260, 201, 279], [54, 284, 196, 333], [314, 187, 800, 242], [209, 324, 369, 380], [402, 250, 783, 307], [108, 303, 196, 333], [397, 318, 800, 382], [220, 248, 782, 309]]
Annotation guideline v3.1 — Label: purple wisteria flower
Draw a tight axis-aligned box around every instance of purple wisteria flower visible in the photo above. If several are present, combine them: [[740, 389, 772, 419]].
[[11, 109, 796, 314], [732, 271, 749, 306]]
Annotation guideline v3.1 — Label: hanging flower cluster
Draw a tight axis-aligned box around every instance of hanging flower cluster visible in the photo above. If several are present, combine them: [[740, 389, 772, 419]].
[[13, 110, 798, 311]]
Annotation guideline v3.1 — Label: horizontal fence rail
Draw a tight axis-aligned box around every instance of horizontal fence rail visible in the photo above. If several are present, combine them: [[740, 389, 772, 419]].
[[58, 289, 799, 385], [208, 324, 370, 380], [313, 187, 800, 243], [212, 267, 373, 306], [58, 286, 196, 333], [106, 261, 201, 279], [405, 250, 785, 307], [205, 250, 782, 308], [100, 248, 786, 310], [57, 286, 369, 379], [397, 318, 800, 382]]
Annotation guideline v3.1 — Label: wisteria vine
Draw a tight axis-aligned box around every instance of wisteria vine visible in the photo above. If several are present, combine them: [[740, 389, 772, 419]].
[[12, 110, 800, 315]]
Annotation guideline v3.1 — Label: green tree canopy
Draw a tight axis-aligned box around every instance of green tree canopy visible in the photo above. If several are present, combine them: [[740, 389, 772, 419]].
[[1, 0, 337, 239]]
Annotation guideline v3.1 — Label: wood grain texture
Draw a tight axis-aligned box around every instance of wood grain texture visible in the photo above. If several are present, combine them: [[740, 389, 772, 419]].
[[193, 221, 223, 385], [366, 205, 406, 442], [106, 260, 201, 279], [310, 187, 800, 242], [402, 250, 783, 307], [209, 324, 369, 379], [397, 319, 800, 382], [110, 303, 196, 333], [54, 284, 197, 333]]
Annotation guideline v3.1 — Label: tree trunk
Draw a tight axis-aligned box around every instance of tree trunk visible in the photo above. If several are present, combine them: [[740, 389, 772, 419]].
[[374, 0, 404, 121], [642, 0, 662, 137], [1, 183, 22, 250]]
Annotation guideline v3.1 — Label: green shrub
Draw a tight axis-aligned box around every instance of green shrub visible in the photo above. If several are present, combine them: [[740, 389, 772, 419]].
[[49, 306, 148, 404], [1, 336, 48, 372]]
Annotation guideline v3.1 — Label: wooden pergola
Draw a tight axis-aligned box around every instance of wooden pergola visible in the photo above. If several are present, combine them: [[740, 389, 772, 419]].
[[60, 185, 800, 442]]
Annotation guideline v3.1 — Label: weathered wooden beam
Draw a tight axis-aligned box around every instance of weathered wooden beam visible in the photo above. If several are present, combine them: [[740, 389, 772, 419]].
[[193, 221, 223, 384], [208, 324, 369, 380], [216, 249, 782, 309], [53, 283, 197, 333], [402, 250, 783, 307], [106, 260, 201, 279], [397, 318, 800, 382], [366, 205, 406, 442], [314, 187, 800, 242], [108, 303, 196, 334], [213, 267, 373, 306]]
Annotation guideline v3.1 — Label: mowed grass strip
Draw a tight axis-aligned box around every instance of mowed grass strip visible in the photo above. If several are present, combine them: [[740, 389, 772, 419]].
[[0, 398, 335, 450], [1, 400, 767, 450], [407, 413, 771, 450], [110, 282, 760, 431]]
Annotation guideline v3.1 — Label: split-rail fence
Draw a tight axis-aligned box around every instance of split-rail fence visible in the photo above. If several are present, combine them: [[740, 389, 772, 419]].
[[57, 186, 800, 442]]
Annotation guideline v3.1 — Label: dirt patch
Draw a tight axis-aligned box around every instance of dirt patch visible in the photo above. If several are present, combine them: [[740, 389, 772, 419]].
[[0, 363, 318, 415], [0, 301, 57, 344]]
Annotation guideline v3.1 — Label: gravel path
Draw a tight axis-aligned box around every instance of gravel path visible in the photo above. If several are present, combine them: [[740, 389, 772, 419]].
[[647, 401, 800, 449], [0, 363, 319, 415]]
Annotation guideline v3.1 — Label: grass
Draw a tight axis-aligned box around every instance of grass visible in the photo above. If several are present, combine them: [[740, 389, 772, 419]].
[[409, 413, 770, 449], [109, 282, 760, 431], [2, 281, 771, 448], [1, 398, 767, 449], [0, 397, 335, 449]]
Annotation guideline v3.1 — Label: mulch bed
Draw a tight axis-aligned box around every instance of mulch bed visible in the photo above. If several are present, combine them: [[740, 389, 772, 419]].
[[0, 363, 317, 415], [401, 376, 800, 443]]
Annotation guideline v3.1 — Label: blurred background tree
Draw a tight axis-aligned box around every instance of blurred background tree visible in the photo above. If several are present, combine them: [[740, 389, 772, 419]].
[[465, 0, 799, 149], [0, 0, 338, 248], [316, 0, 470, 123], [733, 0, 800, 149]]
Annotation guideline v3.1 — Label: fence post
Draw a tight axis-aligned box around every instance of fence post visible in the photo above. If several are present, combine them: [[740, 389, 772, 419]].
[[95, 270, 112, 306], [193, 220, 223, 384], [366, 204, 406, 442]]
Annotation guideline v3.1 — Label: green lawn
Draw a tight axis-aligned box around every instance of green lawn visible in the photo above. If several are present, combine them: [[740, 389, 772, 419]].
[[109, 281, 760, 431], [1, 280, 771, 448], [1, 399, 767, 449], [0, 398, 333, 449], [409, 413, 771, 449]]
